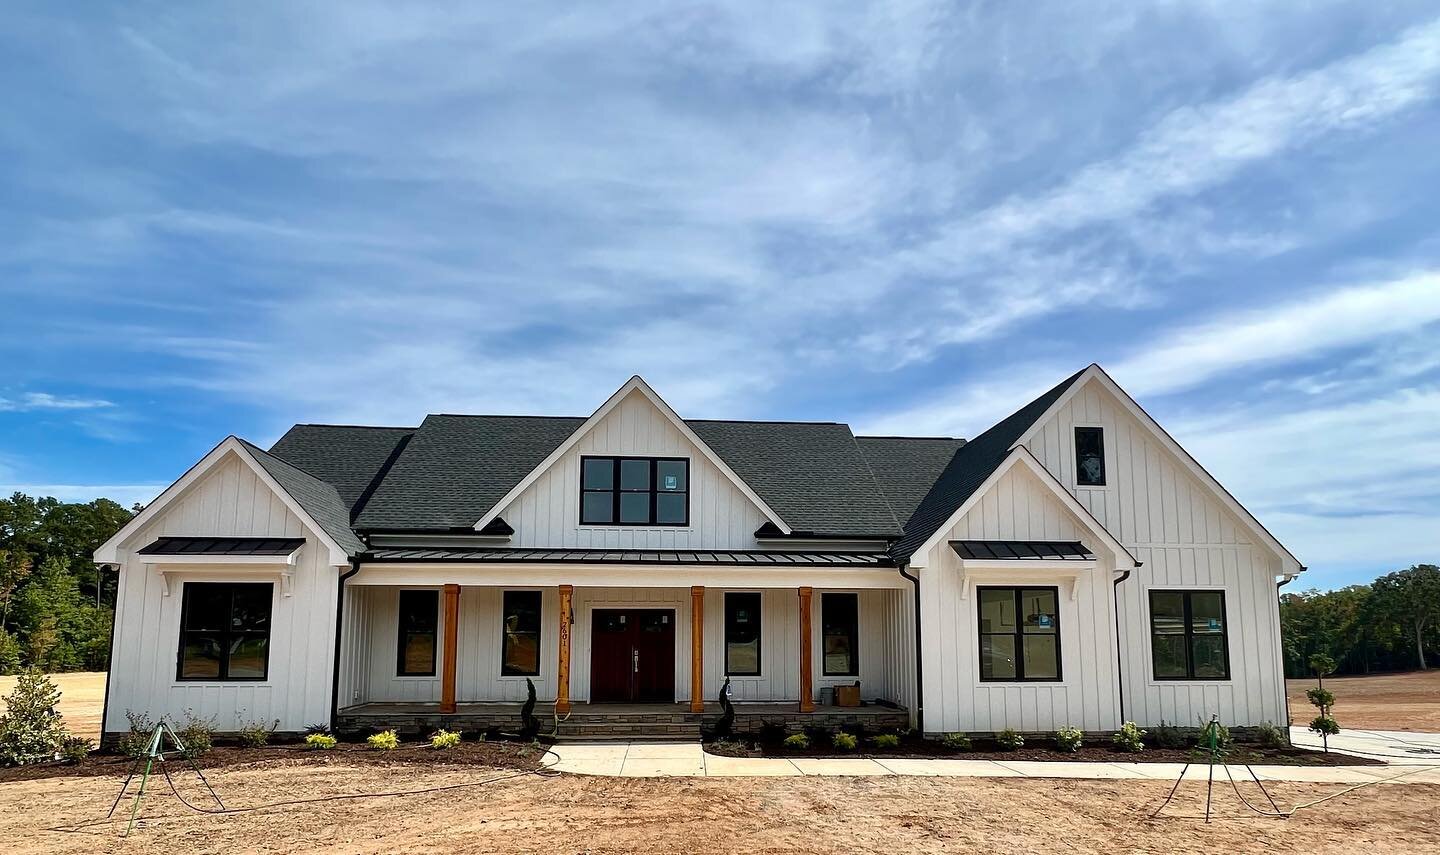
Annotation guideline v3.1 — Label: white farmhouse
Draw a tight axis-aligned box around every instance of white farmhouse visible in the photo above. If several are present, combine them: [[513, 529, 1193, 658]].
[[94, 365, 1302, 741]]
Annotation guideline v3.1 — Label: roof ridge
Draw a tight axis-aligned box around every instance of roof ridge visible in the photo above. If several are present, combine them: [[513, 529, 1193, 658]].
[[289, 423, 417, 431], [857, 434, 967, 442], [684, 417, 847, 426]]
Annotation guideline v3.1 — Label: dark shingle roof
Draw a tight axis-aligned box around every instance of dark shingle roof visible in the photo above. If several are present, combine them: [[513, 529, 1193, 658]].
[[352, 415, 585, 530], [855, 436, 966, 527], [689, 420, 902, 537], [889, 368, 1087, 561], [269, 425, 414, 514], [240, 439, 367, 555]]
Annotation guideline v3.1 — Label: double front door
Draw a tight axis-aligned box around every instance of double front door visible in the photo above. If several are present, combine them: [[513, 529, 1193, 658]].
[[590, 608, 676, 703]]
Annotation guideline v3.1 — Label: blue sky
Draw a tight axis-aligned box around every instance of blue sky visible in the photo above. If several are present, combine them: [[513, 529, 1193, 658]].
[[2, 3, 1438, 590]]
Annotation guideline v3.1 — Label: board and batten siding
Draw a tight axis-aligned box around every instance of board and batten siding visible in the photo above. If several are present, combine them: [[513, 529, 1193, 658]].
[[918, 463, 1121, 735], [105, 451, 341, 734], [497, 390, 768, 549], [1021, 378, 1288, 727]]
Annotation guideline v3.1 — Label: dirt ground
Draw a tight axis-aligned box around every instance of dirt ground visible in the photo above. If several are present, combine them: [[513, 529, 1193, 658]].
[[0, 672, 106, 741], [0, 759, 1435, 854], [1287, 670, 1440, 731]]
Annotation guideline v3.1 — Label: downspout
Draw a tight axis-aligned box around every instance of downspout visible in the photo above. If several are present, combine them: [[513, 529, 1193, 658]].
[[97, 563, 120, 748], [1277, 570, 1301, 730], [329, 556, 363, 735], [897, 562, 924, 735], [1112, 568, 1132, 724]]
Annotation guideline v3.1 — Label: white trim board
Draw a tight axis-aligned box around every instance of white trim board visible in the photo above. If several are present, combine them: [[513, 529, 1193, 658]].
[[471, 375, 790, 534]]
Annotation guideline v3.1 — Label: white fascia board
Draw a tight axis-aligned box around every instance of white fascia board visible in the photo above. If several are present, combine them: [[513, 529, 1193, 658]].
[[351, 564, 905, 589], [907, 447, 1137, 572], [471, 375, 791, 534], [1011, 364, 1303, 574], [957, 558, 1098, 572], [94, 436, 351, 567], [139, 553, 298, 566]]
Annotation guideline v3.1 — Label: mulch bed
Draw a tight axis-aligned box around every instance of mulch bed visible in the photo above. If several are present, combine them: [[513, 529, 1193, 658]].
[[704, 735, 1383, 766], [0, 738, 548, 783]]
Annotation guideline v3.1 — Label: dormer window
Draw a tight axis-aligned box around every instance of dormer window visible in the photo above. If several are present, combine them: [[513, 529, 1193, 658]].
[[1074, 426, 1105, 487], [580, 456, 689, 526]]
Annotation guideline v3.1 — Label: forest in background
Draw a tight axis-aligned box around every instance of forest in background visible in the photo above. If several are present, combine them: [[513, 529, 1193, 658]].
[[0, 490, 1436, 679]]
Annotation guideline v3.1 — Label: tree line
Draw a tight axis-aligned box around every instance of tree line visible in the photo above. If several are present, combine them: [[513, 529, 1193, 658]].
[[1280, 564, 1439, 677], [0, 493, 134, 673]]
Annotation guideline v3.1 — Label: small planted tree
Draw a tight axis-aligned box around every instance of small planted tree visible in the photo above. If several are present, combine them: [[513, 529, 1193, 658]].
[[1306, 653, 1340, 752], [0, 668, 69, 765]]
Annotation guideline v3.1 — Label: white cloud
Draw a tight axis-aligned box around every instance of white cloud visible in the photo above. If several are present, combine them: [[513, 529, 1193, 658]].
[[0, 392, 115, 412]]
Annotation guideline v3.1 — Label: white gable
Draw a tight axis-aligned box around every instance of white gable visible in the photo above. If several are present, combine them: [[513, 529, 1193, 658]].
[[494, 387, 774, 548]]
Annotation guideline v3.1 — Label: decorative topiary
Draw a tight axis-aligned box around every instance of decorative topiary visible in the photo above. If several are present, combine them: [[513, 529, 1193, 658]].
[[1055, 726, 1083, 753], [996, 728, 1024, 751], [1307, 654, 1340, 752]]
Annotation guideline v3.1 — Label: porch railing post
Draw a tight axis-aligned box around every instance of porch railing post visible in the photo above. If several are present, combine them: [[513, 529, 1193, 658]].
[[556, 584, 573, 714], [690, 586, 705, 713], [798, 586, 815, 713], [440, 584, 460, 714]]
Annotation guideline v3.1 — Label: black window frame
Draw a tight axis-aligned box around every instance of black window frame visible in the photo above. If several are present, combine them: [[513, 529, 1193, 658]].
[[976, 586, 1062, 683], [579, 455, 690, 527], [1148, 589, 1231, 681], [176, 582, 273, 682], [724, 591, 762, 676], [821, 592, 859, 677], [1074, 426, 1106, 487], [396, 589, 439, 677], [501, 590, 543, 677]]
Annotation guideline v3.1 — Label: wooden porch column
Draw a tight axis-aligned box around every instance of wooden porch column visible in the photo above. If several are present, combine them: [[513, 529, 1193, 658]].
[[690, 586, 705, 713], [556, 584, 574, 714], [440, 584, 460, 714], [798, 586, 815, 713]]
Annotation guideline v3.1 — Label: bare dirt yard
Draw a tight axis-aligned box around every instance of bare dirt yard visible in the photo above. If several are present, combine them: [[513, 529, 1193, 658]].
[[1287, 670, 1440, 731], [0, 672, 106, 741], [0, 760, 1436, 854]]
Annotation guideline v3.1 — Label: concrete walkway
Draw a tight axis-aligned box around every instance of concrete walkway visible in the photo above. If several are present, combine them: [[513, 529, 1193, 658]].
[[549, 739, 1440, 784]]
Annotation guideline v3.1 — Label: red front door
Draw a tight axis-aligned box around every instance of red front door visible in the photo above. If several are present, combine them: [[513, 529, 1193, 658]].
[[590, 609, 676, 703]]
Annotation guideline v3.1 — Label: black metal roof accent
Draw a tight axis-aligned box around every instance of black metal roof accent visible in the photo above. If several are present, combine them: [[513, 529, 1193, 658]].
[[362, 547, 893, 567], [949, 540, 1095, 561], [138, 536, 306, 556], [478, 517, 515, 536]]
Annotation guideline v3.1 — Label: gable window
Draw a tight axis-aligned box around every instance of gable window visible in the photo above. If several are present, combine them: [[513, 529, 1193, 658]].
[[977, 587, 1060, 681], [580, 456, 689, 526], [502, 590, 542, 676], [397, 590, 439, 676], [821, 593, 859, 676], [724, 592, 762, 675], [1075, 426, 1106, 486], [1149, 590, 1230, 680], [177, 582, 272, 681]]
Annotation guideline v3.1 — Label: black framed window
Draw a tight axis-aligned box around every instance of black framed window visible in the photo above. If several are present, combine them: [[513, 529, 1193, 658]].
[[397, 589, 439, 676], [821, 593, 859, 676], [1149, 590, 1230, 680], [580, 456, 689, 526], [724, 592, 762, 675], [502, 590, 542, 676], [1075, 426, 1106, 486], [177, 582, 272, 681], [977, 587, 1060, 681]]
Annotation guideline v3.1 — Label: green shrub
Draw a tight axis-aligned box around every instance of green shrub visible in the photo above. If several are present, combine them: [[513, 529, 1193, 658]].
[[1055, 727, 1083, 753], [940, 733, 971, 751], [1150, 720, 1186, 749], [367, 729, 400, 750], [758, 720, 788, 744], [0, 669, 69, 765], [1196, 718, 1232, 752], [783, 733, 810, 749], [1309, 715, 1340, 737], [1306, 687, 1336, 709], [1253, 721, 1287, 749], [117, 711, 157, 759], [996, 728, 1024, 751], [1112, 721, 1146, 753], [174, 711, 215, 758], [871, 733, 901, 749], [237, 718, 278, 748], [59, 735, 93, 764], [831, 732, 858, 751], [305, 733, 338, 750], [431, 729, 462, 749], [0, 628, 21, 676]]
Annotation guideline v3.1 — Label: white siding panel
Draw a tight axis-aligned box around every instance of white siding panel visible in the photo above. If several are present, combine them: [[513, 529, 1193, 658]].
[[105, 452, 340, 734]]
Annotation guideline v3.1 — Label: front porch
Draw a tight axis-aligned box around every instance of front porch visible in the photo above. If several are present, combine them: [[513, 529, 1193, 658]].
[[336, 700, 910, 738]]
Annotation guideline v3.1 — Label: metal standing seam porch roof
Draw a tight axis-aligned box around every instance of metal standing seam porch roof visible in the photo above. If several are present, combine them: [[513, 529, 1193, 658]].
[[138, 536, 307, 556], [362, 547, 894, 567], [949, 540, 1095, 561]]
